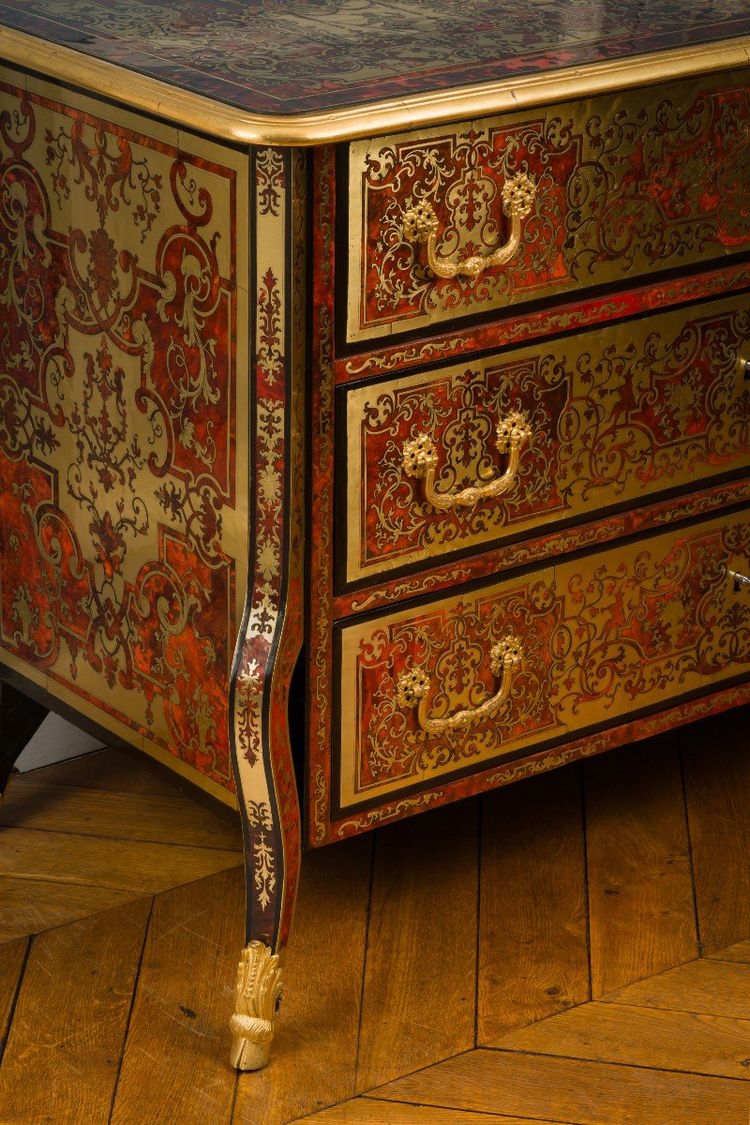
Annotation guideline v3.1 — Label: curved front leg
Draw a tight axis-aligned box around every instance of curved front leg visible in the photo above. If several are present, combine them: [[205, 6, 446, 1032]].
[[228, 147, 305, 1071]]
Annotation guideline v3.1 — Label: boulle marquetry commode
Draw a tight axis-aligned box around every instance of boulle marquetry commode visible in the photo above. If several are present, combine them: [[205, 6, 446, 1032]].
[[3, 1, 750, 1072]]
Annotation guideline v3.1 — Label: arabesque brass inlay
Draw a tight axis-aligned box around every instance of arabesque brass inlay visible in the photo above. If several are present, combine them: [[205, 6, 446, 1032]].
[[0, 68, 249, 790]]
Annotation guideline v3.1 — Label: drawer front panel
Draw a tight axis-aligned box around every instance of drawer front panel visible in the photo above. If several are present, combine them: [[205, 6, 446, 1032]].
[[347, 68, 750, 343], [337, 510, 750, 810], [344, 296, 750, 585]]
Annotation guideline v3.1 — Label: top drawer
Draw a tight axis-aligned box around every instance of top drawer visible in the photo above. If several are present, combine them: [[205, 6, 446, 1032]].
[[346, 68, 750, 344]]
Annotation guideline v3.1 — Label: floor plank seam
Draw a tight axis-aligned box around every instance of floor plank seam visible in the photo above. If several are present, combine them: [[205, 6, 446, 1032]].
[[357, 1045, 479, 1097], [596, 952, 706, 1002], [0, 892, 154, 945], [106, 894, 156, 1125], [352, 831, 377, 1096], [482, 1042, 750, 1085], [0, 822, 243, 852], [361, 1091, 585, 1125], [677, 739, 705, 958], [0, 937, 31, 1070], [474, 994, 591, 1050], [578, 762, 594, 1005], [474, 796, 483, 1051]]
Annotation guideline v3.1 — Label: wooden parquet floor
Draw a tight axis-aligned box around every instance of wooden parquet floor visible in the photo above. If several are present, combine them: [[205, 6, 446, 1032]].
[[2, 711, 750, 1123]]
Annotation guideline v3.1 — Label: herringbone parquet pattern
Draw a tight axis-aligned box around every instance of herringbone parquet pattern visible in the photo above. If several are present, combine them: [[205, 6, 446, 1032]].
[[1, 710, 750, 1124]]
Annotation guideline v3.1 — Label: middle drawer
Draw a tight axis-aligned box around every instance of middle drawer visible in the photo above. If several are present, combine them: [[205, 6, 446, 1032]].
[[342, 294, 750, 586]]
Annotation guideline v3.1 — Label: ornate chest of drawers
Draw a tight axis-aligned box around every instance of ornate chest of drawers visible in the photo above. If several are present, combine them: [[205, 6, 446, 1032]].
[[3, 0, 750, 1071]]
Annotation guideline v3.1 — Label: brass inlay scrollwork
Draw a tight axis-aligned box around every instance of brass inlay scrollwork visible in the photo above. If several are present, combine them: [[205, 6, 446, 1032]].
[[401, 173, 536, 280], [402, 410, 531, 511], [397, 633, 523, 735]]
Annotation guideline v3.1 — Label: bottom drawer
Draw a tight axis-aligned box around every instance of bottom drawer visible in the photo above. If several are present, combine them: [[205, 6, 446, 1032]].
[[336, 509, 750, 813]]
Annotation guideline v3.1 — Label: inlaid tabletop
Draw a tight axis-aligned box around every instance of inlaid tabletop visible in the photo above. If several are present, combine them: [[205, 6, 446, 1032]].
[[3, 0, 750, 115]]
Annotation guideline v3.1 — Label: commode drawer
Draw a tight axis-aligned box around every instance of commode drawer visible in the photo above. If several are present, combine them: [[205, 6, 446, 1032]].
[[345, 68, 750, 344], [335, 508, 750, 813], [342, 296, 750, 586]]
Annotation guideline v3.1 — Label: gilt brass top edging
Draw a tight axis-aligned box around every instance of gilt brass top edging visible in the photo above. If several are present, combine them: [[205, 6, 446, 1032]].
[[3, 26, 750, 146]]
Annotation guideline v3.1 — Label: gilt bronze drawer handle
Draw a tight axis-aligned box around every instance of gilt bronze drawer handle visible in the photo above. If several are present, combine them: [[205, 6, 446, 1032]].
[[401, 173, 536, 280], [402, 410, 531, 511], [396, 634, 522, 735]]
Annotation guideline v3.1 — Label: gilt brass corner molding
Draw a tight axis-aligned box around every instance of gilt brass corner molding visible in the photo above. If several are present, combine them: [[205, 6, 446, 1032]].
[[2, 25, 750, 146]]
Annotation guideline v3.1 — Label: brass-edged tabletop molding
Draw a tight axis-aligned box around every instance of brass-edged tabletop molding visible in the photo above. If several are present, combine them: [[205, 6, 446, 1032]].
[[2, 25, 750, 146]]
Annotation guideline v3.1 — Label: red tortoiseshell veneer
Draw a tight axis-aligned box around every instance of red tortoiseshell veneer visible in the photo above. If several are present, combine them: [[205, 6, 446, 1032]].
[[3, 4, 750, 1071]]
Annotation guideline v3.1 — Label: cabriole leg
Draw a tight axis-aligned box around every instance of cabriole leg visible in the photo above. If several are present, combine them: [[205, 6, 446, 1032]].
[[228, 146, 305, 1071], [0, 680, 48, 796]]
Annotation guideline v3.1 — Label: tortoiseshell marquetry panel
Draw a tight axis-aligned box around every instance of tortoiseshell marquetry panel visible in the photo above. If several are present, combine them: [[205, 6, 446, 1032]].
[[347, 69, 750, 342], [0, 67, 249, 796], [336, 509, 750, 813], [343, 295, 750, 585]]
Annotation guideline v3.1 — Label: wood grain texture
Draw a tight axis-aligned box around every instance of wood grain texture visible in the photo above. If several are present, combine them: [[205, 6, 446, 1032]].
[[492, 998, 750, 1079], [110, 866, 243, 1125], [370, 1048, 750, 1124], [17, 747, 182, 796], [292, 1100, 569, 1124], [234, 836, 372, 1125], [584, 737, 697, 996], [478, 766, 588, 1043], [355, 800, 479, 1093], [0, 782, 242, 850], [0, 876, 147, 942], [681, 711, 750, 953], [0, 938, 27, 1048], [0, 900, 151, 1124], [0, 828, 242, 892], [602, 958, 750, 1018], [707, 939, 750, 963]]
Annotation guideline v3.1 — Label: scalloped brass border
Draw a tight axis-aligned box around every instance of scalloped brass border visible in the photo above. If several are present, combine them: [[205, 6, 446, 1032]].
[[2, 25, 750, 146]]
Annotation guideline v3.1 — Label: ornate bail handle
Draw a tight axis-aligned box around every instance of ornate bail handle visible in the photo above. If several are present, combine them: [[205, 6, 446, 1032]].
[[396, 634, 522, 736], [401, 173, 537, 280], [402, 410, 531, 511]]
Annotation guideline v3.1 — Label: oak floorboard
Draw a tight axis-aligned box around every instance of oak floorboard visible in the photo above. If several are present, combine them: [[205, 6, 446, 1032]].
[[292, 1099, 569, 1124], [369, 1048, 750, 1124], [478, 766, 588, 1043], [0, 900, 151, 1125], [0, 827, 242, 892], [355, 801, 479, 1093], [706, 939, 750, 963], [13, 746, 182, 796], [0, 875, 147, 942], [0, 781, 242, 850], [234, 836, 372, 1125], [491, 998, 750, 1079], [0, 938, 27, 1048], [109, 866, 243, 1125], [681, 711, 750, 953], [602, 957, 750, 1019], [584, 737, 697, 996]]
